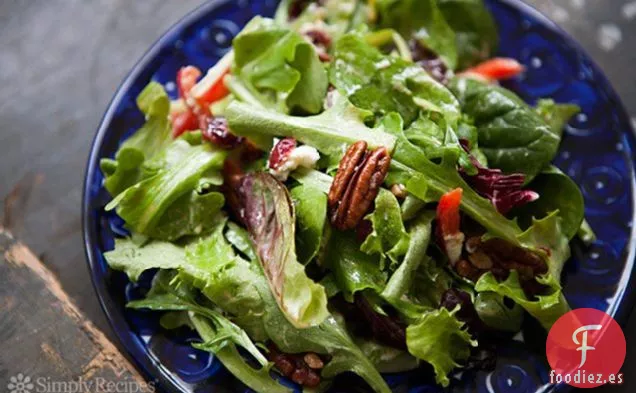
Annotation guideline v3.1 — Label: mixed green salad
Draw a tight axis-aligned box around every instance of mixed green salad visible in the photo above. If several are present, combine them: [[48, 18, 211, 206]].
[[101, 0, 594, 391]]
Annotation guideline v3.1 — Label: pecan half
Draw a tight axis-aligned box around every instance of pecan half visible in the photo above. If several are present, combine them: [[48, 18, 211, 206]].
[[328, 141, 391, 230], [455, 236, 549, 298]]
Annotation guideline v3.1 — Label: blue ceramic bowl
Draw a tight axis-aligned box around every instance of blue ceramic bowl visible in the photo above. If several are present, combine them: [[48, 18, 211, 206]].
[[83, 0, 636, 392]]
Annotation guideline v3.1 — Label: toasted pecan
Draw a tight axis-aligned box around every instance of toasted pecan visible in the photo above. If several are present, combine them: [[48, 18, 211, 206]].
[[328, 141, 391, 230]]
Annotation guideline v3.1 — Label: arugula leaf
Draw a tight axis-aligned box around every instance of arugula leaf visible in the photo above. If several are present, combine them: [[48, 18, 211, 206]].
[[105, 141, 226, 235], [232, 17, 328, 115], [290, 184, 327, 264], [515, 166, 584, 240], [330, 32, 460, 125], [476, 211, 571, 329], [237, 173, 329, 328], [225, 94, 396, 157], [101, 82, 172, 196], [361, 189, 410, 266], [406, 307, 476, 387], [324, 230, 387, 301], [437, 0, 498, 70], [535, 99, 580, 138], [375, 0, 458, 69], [127, 270, 268, 367], [449, 77, 559, 181], [189, 315, 292, 393]]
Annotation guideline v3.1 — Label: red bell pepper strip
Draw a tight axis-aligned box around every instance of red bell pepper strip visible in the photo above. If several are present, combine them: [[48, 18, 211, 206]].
[[437, 188, 465, 265], [463, 58, 525, 81]]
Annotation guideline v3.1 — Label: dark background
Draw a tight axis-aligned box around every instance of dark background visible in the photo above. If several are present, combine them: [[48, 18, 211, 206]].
[[0, 0, 634, 391]]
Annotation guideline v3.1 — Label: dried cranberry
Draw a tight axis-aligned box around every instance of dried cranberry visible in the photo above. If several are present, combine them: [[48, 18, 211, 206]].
[[267, 344, 322, 388], [201, 116, 242, 149], [268, 138, 297, 170], [305, 29, 332, 47]]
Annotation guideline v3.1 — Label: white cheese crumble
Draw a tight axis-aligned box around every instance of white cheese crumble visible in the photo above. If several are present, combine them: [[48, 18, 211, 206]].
[[269, 145, 320, 182]]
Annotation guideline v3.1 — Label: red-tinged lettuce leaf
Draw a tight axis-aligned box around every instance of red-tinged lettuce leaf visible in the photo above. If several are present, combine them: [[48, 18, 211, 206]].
[[236, 172, 329, 328]]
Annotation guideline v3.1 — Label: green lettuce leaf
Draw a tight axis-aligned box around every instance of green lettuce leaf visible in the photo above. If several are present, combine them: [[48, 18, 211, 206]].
[[474, 291, 524, 332], [225, 93, 396, 158], [225, 221, 257, 260], [100, 82, 172, 196], [361, 189, 410, 266], [104, 238, 185, 282], [228, 95, 522, 246], [237, 173, 329, 328], [406, 307, 477, 387], [382, 211, 435, 305], [375, 0, 458, 69], [190, 315, 292, 393], [127, 270, 268, 367], [437, 0, 498, 70], [232, 17, 328, 114], [330, 32, 460, 125], [449, 77, 559, 181], [475, 211, 571, 329], [356, 339, 420, 373], [290, 184, 327, 264], [107, 218, 390, 392], [324, 230, 387, 301], [147, 191, 225, 241], [105, 141, 226, 235], [386, 118, 524, 245], [276, 0, 369, 40]]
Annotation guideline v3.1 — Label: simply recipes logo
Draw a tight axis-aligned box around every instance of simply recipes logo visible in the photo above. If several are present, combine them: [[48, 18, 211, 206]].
[[6, 374, 155, 393], [546, 308, 626, 388]]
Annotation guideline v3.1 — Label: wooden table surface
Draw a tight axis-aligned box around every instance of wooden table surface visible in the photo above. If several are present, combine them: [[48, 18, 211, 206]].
[[1, 0, 635, 391]]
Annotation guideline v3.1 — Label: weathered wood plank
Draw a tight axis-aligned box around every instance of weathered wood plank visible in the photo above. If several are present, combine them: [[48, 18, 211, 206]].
[[0, 228, 147, 389]]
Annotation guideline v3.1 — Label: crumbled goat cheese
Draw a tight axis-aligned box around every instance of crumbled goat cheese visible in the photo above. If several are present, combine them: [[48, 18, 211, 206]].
[[270, 145, 320, 181]]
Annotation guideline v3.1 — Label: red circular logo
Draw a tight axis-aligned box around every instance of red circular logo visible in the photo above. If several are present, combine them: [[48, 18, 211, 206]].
[[546, 308, 625, 388]]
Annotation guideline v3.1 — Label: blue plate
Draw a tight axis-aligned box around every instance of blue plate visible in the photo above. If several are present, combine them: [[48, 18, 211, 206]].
[[83, 0, 636, 392]]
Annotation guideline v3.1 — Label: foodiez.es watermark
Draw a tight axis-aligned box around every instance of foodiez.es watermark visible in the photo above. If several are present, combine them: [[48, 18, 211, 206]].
[[546, 308, 626, 388], [7, 373, 155, 393]]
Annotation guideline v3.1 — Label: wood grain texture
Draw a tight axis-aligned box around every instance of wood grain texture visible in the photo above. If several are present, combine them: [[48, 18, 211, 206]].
[[0, 228, 147, 387]]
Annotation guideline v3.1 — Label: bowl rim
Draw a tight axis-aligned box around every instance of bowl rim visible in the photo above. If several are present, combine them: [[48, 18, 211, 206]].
[[82, 0, 636, 392]]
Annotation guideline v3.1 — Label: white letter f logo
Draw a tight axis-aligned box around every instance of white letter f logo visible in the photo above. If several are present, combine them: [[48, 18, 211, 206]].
[[572, 324, 603, 368]]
